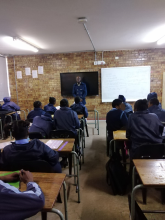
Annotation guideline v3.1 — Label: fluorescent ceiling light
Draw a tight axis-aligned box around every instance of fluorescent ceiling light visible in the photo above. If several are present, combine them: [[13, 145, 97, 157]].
[[143, 25, 165, 43], [157, 35, 165, 45], [13, 37, 38, 52]]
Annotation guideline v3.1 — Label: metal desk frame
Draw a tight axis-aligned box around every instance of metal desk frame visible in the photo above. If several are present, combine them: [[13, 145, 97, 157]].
[[87, 109, 99, 135]]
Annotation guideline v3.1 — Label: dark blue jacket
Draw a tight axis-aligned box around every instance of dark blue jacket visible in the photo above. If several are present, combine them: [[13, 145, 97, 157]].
[[44, 104, 57, 114], [27, 108, 45, 122], [2, 97, 20, 120], [54, 107, 80, 135], [148, 105, 165, 122], [0, 181, 44, 220], [72, 82, 87, 105], [123, 102, 133, 114], [29, 115, 53, 138], [70, 102, 88, 118], [126, 110, 163, 158], [106, 108, 128, 140], [1, 139, 61, 173]]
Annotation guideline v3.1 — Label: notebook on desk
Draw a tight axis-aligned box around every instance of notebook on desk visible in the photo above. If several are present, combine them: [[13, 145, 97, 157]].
[[0, 171, 20, 189], [45, 140, 63, 149]]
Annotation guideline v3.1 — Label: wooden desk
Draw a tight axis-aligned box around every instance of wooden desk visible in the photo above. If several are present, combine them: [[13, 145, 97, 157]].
[[131, 159, 165, 220], [0, 172, 68, 220], [113, 130, 127, 140], [77, 114, 84, 119]]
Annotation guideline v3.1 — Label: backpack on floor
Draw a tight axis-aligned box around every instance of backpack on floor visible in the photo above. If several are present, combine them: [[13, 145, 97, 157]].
[[106, 153, 128, 195]]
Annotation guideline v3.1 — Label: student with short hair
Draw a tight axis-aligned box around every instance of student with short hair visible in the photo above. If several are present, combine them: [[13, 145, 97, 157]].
[[70, 96, 88, 118], [0, 171, 44, 220], [126, 99, 163, 158], [54, 98, 80, 135], [118, 95, 133, 117], [44, 97, 57, 114], [1, 120, 61, 173], [147, 92, 162, 109], [27, 101, 45, 122], [2, 97, 20, 120], [106, 99, 128, 141], [29, 112, 53, 138], [148, 98, 165, 122]]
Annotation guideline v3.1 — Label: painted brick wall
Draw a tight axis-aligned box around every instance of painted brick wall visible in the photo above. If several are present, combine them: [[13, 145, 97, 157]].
[[7, 49, 165, 119]]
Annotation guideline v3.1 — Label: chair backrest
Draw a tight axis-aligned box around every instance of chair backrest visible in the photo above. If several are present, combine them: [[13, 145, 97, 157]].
[[134, 143, 165, 159], [29, 132, 45, 139], [50, 130, 76, 139], [0, 160, 54, 173]]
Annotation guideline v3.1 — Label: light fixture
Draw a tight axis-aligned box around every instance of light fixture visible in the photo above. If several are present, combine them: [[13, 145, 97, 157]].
[[143, 25, 165, 43], [13, 37, 39, 52], [157, 36, 165, 45]]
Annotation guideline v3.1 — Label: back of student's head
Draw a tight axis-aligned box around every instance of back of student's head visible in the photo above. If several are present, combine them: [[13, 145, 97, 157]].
[[60, 99, 69, 107], [49, 97, 56, 105], [4, 120, 30, 140], [112, 99, 122, 108], [118, 95, 126, 102], [33, 101, 41, 108], [134, 99, 148, 111], [147, 92, 157, 101], [149, 98, 159, 106], [75, 96, 80, 104]]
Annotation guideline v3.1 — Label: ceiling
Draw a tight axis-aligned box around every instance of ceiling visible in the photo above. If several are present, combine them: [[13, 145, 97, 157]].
[[1, 0, 165, 55]]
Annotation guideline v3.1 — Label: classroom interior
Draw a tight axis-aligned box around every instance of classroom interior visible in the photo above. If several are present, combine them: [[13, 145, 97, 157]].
[[1, 0, 165, 220]]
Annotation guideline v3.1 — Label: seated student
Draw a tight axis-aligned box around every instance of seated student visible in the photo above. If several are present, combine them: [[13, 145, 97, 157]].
[[70, 96, 88, 118], [106, 99, 128, 141], [2, 97, 20, 120], [29, 112, 53, 138], [44, 97, 57, 115], [118, 95, 133, 117], [1, 120, 61, 173], [126, 99, 163, 158], [0, 170, 44, 220], [27, 101, 45, 122], [148, 98, 165, 122], [54, 98, 80, 136], [147, 92, 162, 109]]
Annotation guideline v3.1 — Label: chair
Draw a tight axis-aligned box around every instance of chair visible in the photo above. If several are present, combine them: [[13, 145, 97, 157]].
[[50, 130, 76, 139], [133, 143, 165, 204], [29, 132, 46, 139]]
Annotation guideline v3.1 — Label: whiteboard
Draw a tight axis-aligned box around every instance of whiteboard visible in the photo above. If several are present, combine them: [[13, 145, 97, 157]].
[[101, 66, 150, 102]]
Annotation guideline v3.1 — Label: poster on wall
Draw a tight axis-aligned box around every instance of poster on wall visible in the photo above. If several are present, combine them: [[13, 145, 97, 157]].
[[32, 70, 38, 78], [25, 67, 31, 75], [17, 71, 22, 79], [38, 66, 43, 74]]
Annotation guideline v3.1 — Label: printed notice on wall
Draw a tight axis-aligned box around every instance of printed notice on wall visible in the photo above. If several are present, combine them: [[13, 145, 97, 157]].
[[38, 66, 43, 74], [25, 67, 31, 75], [17, 71, 22, 79], [32, 70, 38, 78]]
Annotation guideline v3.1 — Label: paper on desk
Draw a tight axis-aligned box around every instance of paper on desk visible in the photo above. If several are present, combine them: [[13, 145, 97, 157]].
[[38, 66, 43, 74], [46, 140, 63, 149], [17, 71, 22, 79], [25, 67, 31, 75], [32, 70, 38, 78], [0, 141, 11, 149]]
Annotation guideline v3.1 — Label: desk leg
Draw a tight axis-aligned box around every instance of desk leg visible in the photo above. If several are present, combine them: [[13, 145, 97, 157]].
[[132, 166, 136, 190], [41, 212, 47, 220], [94, 110, 96, 128], [73, 144, 76, 185], [131, 184, 144, 220], [51, 208, 65, 220], [97, 111, 99, 135], [69, 153, 72, 175], [63, 181, 68, 220], [109, 140, 114, 157]]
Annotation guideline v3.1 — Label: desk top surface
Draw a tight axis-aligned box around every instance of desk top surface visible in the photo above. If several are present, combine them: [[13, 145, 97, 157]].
[[77, 114, 84, 119], [0, 171, 66, 211], [133, 159, 165, 186], [113, 130, 127, 140]]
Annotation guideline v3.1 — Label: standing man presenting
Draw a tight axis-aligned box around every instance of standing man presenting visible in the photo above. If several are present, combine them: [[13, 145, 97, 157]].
[[72, 76, 87, 105]]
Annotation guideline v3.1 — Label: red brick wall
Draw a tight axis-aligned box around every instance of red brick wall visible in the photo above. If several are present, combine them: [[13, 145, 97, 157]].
[[7, 49, 165, 119]]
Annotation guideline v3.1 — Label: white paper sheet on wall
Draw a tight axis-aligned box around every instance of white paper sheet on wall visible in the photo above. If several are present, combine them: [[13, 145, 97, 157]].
[[17, 71, 22, 79], [32, 70, 38, 78], [38, 66, 43, 74], [25, 67, 31, 75]]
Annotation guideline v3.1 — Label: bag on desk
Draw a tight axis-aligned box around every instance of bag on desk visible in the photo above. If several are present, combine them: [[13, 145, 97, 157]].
[[106, 153, 128, 195]]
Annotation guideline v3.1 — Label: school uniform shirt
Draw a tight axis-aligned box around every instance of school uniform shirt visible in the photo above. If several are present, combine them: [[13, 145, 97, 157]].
[[72, 82, 87, 105], [29, 115, 53, 138], [148, 105, 165, 122], [2, 97, 20, 120], [54, 107, 80, 135], [27, 108, 46, 122], [70, 102, 88, 118], [0, 181, 44, 220], [1, 139, 61, 173], [44, 103, 57, 114], [106, 108, 128, 140], [126, 110, 163, 158]]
